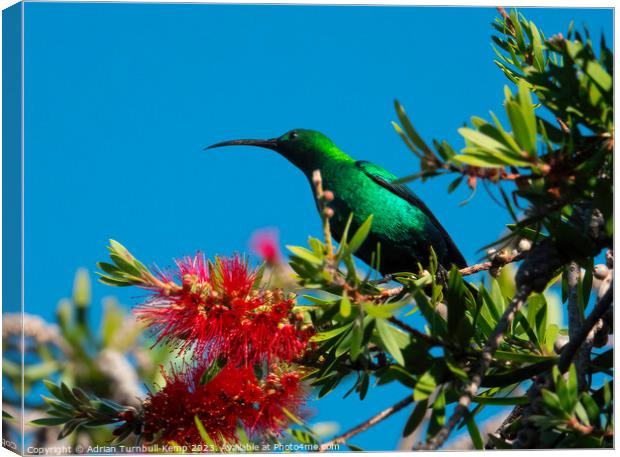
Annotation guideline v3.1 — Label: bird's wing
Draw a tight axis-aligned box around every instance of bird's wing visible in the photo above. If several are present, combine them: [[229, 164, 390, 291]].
[[355, 160, 467, 267]]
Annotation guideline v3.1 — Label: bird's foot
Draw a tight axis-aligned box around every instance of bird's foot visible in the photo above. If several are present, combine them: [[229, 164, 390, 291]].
[[371, 274, 394, 286], [436, 266, 449, 288]]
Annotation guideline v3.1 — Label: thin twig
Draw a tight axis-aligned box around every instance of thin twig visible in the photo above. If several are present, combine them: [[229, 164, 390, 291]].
[[312, 170, 334, 260], [459, 251, 525, 276], [319, 395, 414, 451]]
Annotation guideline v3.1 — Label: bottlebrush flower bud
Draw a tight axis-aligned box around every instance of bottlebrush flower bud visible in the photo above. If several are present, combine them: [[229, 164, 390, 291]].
[[250, 229, 281, 264]]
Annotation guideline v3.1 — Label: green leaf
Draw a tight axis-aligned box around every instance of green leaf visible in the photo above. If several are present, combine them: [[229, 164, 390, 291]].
[[466, 417, 484, 450], [43, 380, 65, 401], [584, 60, 612, 92], [374, 318, 404, 366], [413, 290, 448, 339], [194, 416, 217, 448], [357, 371, 370, 400], [97, 262, 121, 276], [72, 269, 91, 308], [515, 310, 540, 348], [529, 21, 545, 72], [377, 365, 416, 388], [505, 101, 536, 157], [446, 267, 467, 341], [602, 380, 611, 405], [281, 407, 305, 427], [394, 100, 433, 157], [445, 358, 468, 382], [544, 324, 559, 353], [336, 214, 354, 255], [96, 273, 132, 287], [473, 395, 528, 406], [458, 127, 515, 157], [24, 362, 59, 382], [58, 420, 80, 440], [290, 429, 318, 445], [109, 254, 142, 278], [100, 298, 124, 348], [481, 360, 555, 387], [60, 383, 80, 408], [541, 390, 570, 419], [566, 364, 578, 407], [413, 370, 437, 401], [580, 394, 600, 423], [350, 318, 363, 362], [348, 215, 374, 254], [308, 237, 324, 257], [447, 176, 463, 194], [200, 358, 226, 385], [494, 350, 556, 363], [310, 323, 352, 342], [339, 292, 351, 318], [527, 293, 547, 341], [302, 294, 339, 306], [516, 81, 537, 154], [363, 300, 407, 319], [580, 266, 593, 312], [403, 399, 428, 437], [392, 122, 423, 159], [451, 154, 504, 168], [511, 10, 525, 50], [31, 417, 69, 427], [427, 389, 446, 440], [574, 401, 590, 426], [287, 245, 323, 265]]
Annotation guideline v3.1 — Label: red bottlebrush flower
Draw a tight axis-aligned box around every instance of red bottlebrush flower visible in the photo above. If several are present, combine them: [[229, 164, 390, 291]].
[[250, 229, 281, 264], [142, 361, 307, 446], [142, 362, 262, 446], [254, 367, 307, 435], [134, 254, 313, 365]]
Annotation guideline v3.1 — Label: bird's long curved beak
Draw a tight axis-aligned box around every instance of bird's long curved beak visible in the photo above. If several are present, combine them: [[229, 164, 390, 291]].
[[204, 138, 278, 151]]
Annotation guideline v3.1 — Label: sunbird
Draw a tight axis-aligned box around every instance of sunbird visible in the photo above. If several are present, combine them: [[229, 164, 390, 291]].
[[207, 129, 467, 274]]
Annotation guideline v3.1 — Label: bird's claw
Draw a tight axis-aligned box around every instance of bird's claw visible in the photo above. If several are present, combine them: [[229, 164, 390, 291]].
[[371, 274, 394, 286], [436, 266, 449, 288]]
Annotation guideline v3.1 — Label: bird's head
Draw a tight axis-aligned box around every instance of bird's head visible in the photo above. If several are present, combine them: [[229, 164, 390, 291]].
[[206, 129, 339, 172]]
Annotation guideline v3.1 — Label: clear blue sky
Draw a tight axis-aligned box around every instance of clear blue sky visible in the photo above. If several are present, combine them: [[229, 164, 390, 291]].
[[23, 2, 612, 450]]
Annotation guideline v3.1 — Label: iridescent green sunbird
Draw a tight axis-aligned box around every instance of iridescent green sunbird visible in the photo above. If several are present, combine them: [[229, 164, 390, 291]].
[[208, 129, 466, 274]]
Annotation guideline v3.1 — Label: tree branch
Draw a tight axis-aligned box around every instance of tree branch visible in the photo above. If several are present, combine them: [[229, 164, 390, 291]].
[[381, 250, 525, 297], [319, 395, 414, 451], [565, 261, 589, 390], [559, 284, 613, 373]]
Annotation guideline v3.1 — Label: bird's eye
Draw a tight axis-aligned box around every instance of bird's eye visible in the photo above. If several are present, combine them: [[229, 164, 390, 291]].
[[289, 131, 298, 140]]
